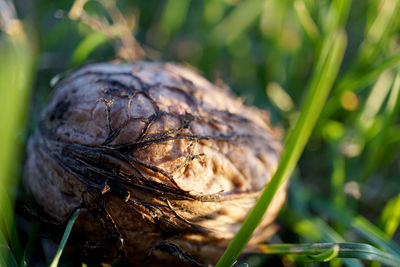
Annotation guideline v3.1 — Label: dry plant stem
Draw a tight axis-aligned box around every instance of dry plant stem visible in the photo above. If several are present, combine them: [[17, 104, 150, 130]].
[[25, 62, 285, 266], [68, 0, 145, 61], [0, 0, 24, 38]]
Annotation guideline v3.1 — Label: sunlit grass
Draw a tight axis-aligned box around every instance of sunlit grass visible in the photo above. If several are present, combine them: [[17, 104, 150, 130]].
[[213, 0, 400, 265], [2, 0, 400, 266], [216, 26, 347, 267], [49, 210, 79, 267], [0, 2, 35, 265], [259, 242, 400, 266]]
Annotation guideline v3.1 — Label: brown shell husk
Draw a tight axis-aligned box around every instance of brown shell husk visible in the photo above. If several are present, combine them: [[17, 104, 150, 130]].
[[24, 62, 286, 266]]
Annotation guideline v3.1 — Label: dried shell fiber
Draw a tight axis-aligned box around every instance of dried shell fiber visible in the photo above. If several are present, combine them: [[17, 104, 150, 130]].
[[24, 62, 286, 266]]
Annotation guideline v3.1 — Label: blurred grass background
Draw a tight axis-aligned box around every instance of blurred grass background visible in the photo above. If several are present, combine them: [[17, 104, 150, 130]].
[[1, 0, 400, 266]]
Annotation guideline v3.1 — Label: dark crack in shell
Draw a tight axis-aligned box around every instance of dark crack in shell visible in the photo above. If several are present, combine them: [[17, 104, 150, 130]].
[[24, 62, 286, 266]]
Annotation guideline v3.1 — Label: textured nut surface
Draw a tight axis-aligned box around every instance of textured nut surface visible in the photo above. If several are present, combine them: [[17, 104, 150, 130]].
[[24, 62, 285, 266]]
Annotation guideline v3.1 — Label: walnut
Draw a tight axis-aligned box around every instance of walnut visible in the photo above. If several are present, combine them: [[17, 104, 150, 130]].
[[24, 62, 286, 266]]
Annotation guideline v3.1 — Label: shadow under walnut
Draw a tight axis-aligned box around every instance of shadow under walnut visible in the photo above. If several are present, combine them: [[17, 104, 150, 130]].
[[24, 62, 286, 266]]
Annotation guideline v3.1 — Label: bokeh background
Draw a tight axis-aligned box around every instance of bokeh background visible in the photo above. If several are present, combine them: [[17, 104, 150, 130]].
[[1, 0, 400, 266]]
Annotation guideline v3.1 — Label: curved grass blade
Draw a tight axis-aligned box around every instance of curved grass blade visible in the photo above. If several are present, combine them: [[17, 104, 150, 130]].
[[282, 203, 363, 267], [380, 194, 400, 238], [216, 29, 347, 267], [161, 0, 191, 37], [362, 72, 400, 179], [311, 195, 400, 257], [294, 0, 320, 41], [49, 210, 79, 267], [294, 219, 362, 267], [72, 32, 108, 66], [210, 0, 264, 45], [0, 0, 35, 264], [306, 243, 339, 261], [259, 242, 400, 266], [322, 53, 400, 121]]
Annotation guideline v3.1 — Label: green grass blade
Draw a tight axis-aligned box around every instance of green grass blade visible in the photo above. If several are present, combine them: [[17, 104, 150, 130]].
[[282, 199, 363, 267], [357, 71, 392, 134], [307, 243, 339, 261], [294, 0, 320, 41], [380, 194, 400, 237], [284, 179, 363, 267], [293, 218, 346, 243], [352, 216, 400, 256], [259, 242, 400, 266], [324, 0, 352, 34], [362, 72, 400, 179], [0, 0, 35, 263], [311, 196, 400, 257], [72, 31, 108, 66], [210, 0, 264, 45], [49, 210, 79, 267], [19, 222, 39, 267], [0, 229, 17, 267], [338, 53, 400, 94], [322, 53, 400, 120], [357, 0, 400, 67], [216, 29, 347, 267], [160, 0, 191, 37], [203, 0, 226, 26], [293, 218, 363, 267]]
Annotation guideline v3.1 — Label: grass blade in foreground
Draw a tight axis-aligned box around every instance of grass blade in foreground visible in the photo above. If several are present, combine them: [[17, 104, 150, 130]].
[[0, 0, 35, 263], [310, 195, 400, 257], [216, 30, 347, 267], [49, 210, 79, 267], [259, 242, 400, 266]]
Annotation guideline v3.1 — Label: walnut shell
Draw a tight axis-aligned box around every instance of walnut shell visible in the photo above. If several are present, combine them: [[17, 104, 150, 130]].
[[24, 62, 286, 266]]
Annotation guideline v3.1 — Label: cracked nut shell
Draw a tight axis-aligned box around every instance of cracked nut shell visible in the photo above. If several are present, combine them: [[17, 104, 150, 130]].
[[24, 62, 286, 266]]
